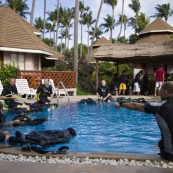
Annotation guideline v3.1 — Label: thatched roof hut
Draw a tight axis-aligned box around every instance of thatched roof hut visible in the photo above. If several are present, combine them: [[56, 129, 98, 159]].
[[85, 36, 112, 63], [94, 40, 173, 63], [136, 18, 173, 44]]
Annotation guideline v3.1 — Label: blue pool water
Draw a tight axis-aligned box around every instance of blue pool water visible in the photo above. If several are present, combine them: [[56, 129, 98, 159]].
[[3, 102, 160, 154]]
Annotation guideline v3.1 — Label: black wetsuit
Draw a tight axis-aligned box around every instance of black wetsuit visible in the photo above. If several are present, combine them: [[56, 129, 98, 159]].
[[96, 85, 111, 101], [1, 84, 22, 108], [143, 75, 149, 92], [144, 97, 173, 161], [36, 84, 53, 104]]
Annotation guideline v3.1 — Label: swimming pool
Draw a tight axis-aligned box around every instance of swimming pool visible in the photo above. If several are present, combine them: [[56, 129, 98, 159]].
[[3, 102, 160, 154]]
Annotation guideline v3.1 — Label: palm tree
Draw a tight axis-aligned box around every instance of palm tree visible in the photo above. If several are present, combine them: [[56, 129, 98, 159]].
[[83, 11, 96, 56], [46, 10, 57, 41], [128, 0, 141, 28], [43, 0, 46, 38], [116, 0, 125, 41], [88, 0, 104, 63], [30, 0, 36, 24], [55, 0, 60, 51], [116, 14, 128, 41], [100, 14, 116, 41], [89, 26, 103, 41], [74, 0, 80, 82], [104, 0, 117, 41], [33, 17, 44, 34], [7, 0, 30, 19], [79, 1, 90, 58], [45, 22, 54, 39], [153, 3, 173, 22]]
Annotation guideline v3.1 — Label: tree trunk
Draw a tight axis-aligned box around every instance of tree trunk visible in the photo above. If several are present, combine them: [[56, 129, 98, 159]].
[[43, 0, 46, 39], [67, 27, 70, 49], [87, 26, 89, 57], [80, 14, 83, 58], [60, 25, 63, 56], [30, 0, 36, 24], [50, 31, 51, 39], [88, 0, 104, 63], [74, 0, 79, 82], [116, 0, 124, 41], [55, 0, 60, 51], [5, 0, 7, 7], [110, 28, 112, 42], [110, 7, 114, 42]]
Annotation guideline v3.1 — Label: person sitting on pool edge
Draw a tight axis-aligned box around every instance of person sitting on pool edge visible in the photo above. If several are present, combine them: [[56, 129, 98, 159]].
[[34, 78, 53, 104], [0, 78, 29, 109], [96, 80, 112, 102], [114, 81, 173, 161]]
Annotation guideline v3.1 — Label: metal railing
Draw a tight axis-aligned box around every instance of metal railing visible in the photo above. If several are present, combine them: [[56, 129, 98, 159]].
[[57, 81, 70, 106]]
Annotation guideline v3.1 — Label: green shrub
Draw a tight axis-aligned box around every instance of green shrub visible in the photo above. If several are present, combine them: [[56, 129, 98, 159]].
[[0, 62, 18, 86]]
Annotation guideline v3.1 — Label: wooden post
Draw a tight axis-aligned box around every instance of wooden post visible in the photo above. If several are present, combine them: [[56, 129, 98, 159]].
[[16, 69, 21, 79], [96, 59, 99, 90], [117, 60, 119, 74]]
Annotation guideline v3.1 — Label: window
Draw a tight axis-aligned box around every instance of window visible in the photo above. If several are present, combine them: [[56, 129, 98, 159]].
[[11, 53, 25, 70]]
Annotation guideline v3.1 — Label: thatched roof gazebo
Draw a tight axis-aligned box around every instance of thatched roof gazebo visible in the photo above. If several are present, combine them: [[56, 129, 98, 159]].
[[86, 36, 112, 63], [136, 18, 173, 44]]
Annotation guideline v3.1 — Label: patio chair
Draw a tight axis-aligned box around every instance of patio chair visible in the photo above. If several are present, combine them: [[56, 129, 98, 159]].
[[0, 80, 3, 95], [41, 79, 67, 97], [15, 79, 36, 99]]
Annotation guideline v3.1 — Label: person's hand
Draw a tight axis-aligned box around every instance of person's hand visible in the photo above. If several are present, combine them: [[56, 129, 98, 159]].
[[13, 120, 20, 124], [114, 102, 120, 108], [138, 85, 140, 88], [4, 131, 10, 135], [5, 134, 11, 142], [103, 97, 107, 101]]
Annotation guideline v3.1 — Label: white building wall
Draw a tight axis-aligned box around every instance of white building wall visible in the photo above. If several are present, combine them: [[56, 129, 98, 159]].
[[25, 53, 35, 70], [3, 51, 11, 64]]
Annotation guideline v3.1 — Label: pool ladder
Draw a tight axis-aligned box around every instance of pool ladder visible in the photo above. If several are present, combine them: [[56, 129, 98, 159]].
[[55, 81, 70, 106]]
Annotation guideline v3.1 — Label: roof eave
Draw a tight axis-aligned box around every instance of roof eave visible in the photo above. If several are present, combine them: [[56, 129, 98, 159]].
[[0, 47, 53, 56], [34, 32, 42, 36], [139, 30, 173, 35]]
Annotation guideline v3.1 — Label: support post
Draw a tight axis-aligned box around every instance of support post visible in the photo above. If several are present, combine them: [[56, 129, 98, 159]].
[[117, 60, 119, 74], [96, 59, 99, 90]]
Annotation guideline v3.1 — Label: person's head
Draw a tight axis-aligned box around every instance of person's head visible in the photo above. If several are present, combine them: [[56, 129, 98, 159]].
[[144, 72, 148, 76], [9, 78, 16, 86], [114, 73, 118, 77], [122, 70, 127, 75], [139, 70, 144, 77], [159, 64, 164, 69], [44, 79, 49, 86], [160, 81, 173, 101], [0, 101, 3, 111], [101, 80, 106, 86]]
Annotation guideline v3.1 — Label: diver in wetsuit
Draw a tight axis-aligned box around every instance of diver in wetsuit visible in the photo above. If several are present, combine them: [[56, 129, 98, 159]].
[[115, 81, 173, 161], [96, 80, 111, 102], [34, 79, 53, 104]]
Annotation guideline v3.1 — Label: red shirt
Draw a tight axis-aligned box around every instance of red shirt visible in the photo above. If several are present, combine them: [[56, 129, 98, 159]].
[[155, 68, 165, 82]]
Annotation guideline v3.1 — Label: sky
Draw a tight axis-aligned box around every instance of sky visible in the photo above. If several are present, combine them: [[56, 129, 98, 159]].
[[2, 0, 173, 48]]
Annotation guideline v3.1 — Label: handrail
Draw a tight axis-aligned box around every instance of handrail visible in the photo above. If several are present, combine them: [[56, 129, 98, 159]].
[[57, 81, 70, 106]]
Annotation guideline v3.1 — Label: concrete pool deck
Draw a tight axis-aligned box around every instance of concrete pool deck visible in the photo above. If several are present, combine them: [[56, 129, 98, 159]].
[[1, 95, 172, 172]]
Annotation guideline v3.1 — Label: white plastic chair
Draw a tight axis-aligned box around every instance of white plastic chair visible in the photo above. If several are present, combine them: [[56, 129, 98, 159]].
[[0, 80, 3, 95], [15, 79, 36, 99], [42, 79, 66, 97]]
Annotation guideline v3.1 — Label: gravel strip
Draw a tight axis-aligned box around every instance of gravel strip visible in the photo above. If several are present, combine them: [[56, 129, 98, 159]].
[[0, 153, 173, 169]]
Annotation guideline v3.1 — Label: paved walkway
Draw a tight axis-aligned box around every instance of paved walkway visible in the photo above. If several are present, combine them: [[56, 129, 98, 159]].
[[0, 160, 172, 173]]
